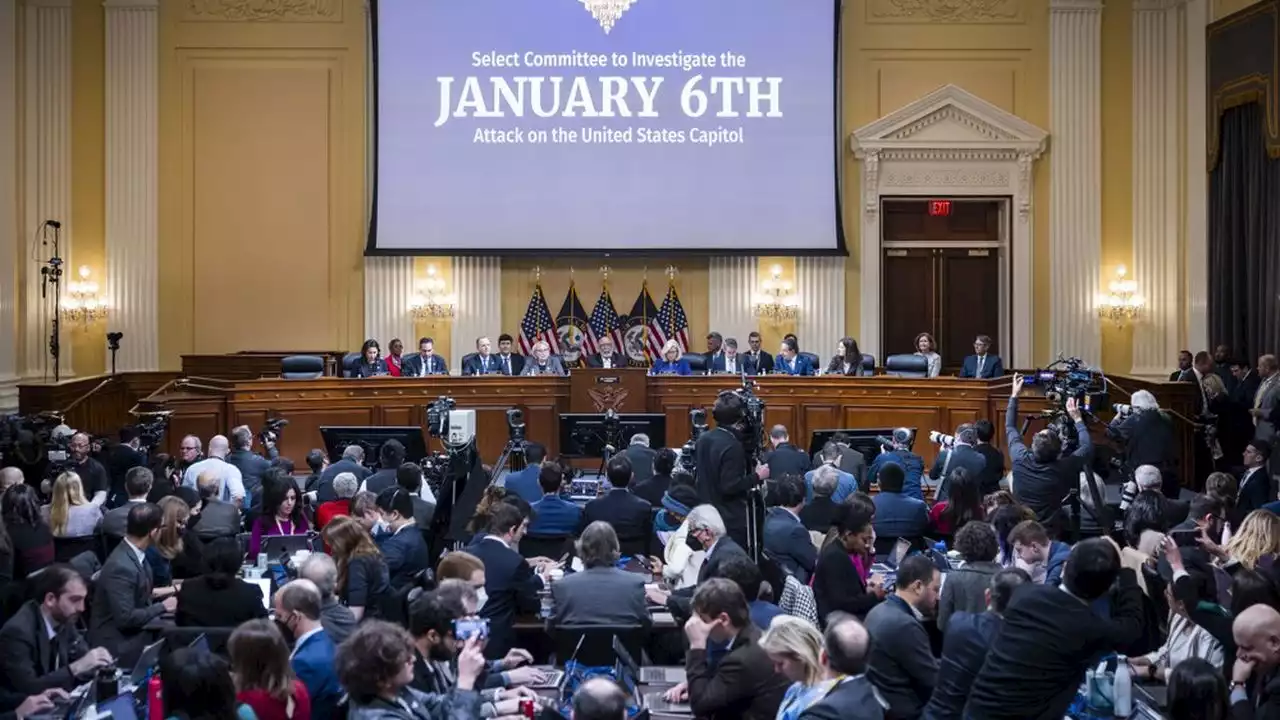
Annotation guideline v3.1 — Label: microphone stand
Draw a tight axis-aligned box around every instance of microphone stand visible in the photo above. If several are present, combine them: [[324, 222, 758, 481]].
[[38, 221, 64, 382]]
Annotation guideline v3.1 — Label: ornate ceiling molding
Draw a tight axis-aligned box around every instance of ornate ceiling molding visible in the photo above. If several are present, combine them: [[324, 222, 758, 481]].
[[185, 0, 339, 22], [870, 0, 1021, 21]]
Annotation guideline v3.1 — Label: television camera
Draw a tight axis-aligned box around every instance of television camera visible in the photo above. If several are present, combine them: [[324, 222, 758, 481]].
[[131, 412, 171, 455], [726, 378, 767, 464], [1023, 355, 1109, 415], [259, 417, 288, 448], [678, 408, 708, 474], [0, 412, 67, 469]]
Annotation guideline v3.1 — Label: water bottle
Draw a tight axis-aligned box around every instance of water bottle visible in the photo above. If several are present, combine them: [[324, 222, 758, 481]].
[[1113, 656, 1132, 717]]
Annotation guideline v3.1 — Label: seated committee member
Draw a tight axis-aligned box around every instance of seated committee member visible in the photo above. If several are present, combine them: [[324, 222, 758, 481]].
[[551, 522, 650, 628], [521, 340, 567, 376], [710, 338, 749, 375], [651, 340, 692, 376], [351, 339, 389, 378], [402, 337, 447, 377], [496, 333, 525, 376], [743, 332, 773, 376], [826, 337, 868, 377], [462, 336, 503, 376], [385, 338, 405, 377], [914, 332, 942, 378], [774, 338, 814, 376], [586, 336, 625, 369], [958, 335, 1004, 379]]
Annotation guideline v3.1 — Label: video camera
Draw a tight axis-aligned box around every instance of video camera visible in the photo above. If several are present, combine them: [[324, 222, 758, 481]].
[[506, 408, 526, 444], [1023, 355, 1109, 414], [0, 412, 65, 468], [426, 396, 457, 439], [679, 408, 708, 473], [132, 412, 171, 455], [259, 417, 288, 447], [731, 378, 766, 464], [1112, 403, 1132, 415]]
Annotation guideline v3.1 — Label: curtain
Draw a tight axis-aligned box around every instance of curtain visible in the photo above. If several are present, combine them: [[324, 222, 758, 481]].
[[1208, 103, 1280, 361]]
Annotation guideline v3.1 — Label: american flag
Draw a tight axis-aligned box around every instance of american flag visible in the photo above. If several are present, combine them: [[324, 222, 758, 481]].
[[518, 283, 558, 356], [650, 282, 691, 355], [587, 284, 625, 356]]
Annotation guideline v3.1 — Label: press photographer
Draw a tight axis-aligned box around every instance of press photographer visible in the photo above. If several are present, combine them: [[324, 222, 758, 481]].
[[868, 428, 925, 500], [927, 423, 988, 500], [1106, 389, 1175, 492], [1006, 373, 1093, 527], [227, 420, 284, 502], [694, 389, 769, 549]]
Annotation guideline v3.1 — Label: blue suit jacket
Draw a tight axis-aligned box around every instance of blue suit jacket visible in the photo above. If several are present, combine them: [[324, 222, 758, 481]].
[[378, 525, 430, 590], [871, 492, 930, 539], [466, 536, 543, 659], [921, 611, 1002, 720], [708, 354, 752, 375], [958, 354, 1004, 379], [502, 467, 543, 503], [763, 507, 818, 583], [292, 630, 343, 720], [528, 495, 582, 536], [650, 359, 692, 376], [773, 354, 815, 376], [463, 353, 504, 376], [803, 468, 857, 503]]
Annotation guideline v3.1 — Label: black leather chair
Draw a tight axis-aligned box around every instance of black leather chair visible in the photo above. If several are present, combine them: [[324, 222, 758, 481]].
[[281, 355, 324, 380], [683, 353, 707, 373], [860, 353, 877, 373], [54, 535, 100, 563], [341, 352, 361, 378], [552, 624, 648, 668], [885, 354, 929, 378], [520, 534, 573, 560], [460, 352, 478, 374], [799, 352, 821, 372]]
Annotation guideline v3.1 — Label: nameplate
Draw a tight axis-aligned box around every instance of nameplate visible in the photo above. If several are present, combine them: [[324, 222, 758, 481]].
[[596, 376, 621, 384]]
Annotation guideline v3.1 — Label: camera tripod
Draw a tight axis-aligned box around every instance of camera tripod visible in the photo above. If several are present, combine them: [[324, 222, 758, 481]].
[[491, 438, 527, 485]]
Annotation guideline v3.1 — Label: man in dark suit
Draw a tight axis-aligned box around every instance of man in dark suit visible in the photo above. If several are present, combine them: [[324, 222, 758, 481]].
[[466, 503, 545, 659], [552, 522, 650, 628], [580, 455, 653, 548], [1229, 604, 1280, 719], [375, 488, 430, 590], [462, 336, 504, 376], [741, 331, 773, 377], [622, 435, 658, 487], [102, 467, 153, 538], [315, 445, 372, 503], [1170, 350, 1193, 382], [763, 425, 810, 479], [921, 568, 1030, 720], [709, 338, 750, 375], [958, 335, 1004, 379], [226, 425, 277, 502], [274, 581, 343, 720], [402, 337, 448, 377], [632, 448, 676, 507], [773, 338, 814, 376], [971, 421, 1006, 495], [964, 538, 1146, 720], [798, 613, 885, 720], [1233, 358, 1263, 407], [0, 566, 114, 700], [585, 336, 625, 370], [929, 424, 987, 502], [763, 476, 817, 583], [360, 439, 406, 495], [864, 556, 941, 719], [645, 505, 749, 614], [1006, 375, 1092, 523], [88, 503, 177, 666], [396, 462, 436, 530], [528, 464, 582, 536], [683, 578, 789, 720], [501, 442, 546, 503], [496, 333, 526, 376], [104, 427, 147, 507], [800, 471, 840, 533], [192, 472, 243, 540], [695, 392, 769, 548], [1237, 440, 1273, 522], [809, 433, 868, 489]]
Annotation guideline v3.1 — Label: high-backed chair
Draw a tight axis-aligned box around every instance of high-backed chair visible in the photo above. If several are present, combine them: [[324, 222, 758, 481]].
[[885, 354, 930, 378], [683, 353, 707, 373], [460, 352, 478, 374], [799, 352, 821, 371], [341, 352, 361, 378], [281, 355, 325, 380], [860, 353, 877, 373]]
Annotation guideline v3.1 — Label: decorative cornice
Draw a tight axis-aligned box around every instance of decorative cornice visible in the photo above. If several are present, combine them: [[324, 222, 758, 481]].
[[185, 0, 338, 22], [869, 0, 1020, 21], [852, 84, 1049, 157], [884, 168, 1011, 187], [103, 0, 159, 9], [21, 0, 72, 9], [1049, 0, 1104, 11]]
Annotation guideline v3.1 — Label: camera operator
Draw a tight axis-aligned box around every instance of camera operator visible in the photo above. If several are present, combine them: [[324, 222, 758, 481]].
[[1006, 373, 1093, 527], [102, 427, 146, 508], [868, 428, 925, 500], [927, 424, 987, 502], [226, 425, 278, 503], [1106, 390, 1175, 489], [694, 391, 770, 549], [63, 433, 107, 508]]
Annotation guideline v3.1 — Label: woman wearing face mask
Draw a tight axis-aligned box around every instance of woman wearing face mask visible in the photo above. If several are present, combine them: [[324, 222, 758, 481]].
[[229, 618, 312, 720], [812, 492, 884, 624], [436, 551, 489, 611], [324, 515, 391, 621]]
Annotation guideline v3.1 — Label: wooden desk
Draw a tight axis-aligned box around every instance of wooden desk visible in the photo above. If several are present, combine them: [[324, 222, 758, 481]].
[[181, 351, 348, 380]]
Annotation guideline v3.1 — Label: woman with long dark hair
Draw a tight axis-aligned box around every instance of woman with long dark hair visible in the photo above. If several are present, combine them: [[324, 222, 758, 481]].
[[160, 647, 255, 720], [1, 484, 53, 579], [826, 337, 866, 376], [324, 515, 389, 621], [1167, 657, 1229, 720], [930, 467, 984, 536], [247, 471, 309, 558], [229, 619, 311, 720], [352, 339, 389, 378], [177, 537, 269, 629]]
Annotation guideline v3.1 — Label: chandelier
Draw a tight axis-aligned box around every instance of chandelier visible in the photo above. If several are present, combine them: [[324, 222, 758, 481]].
[[753, 264, 799, 323], [580, 0, 637, 33], [62, 266, 108, 324], [1096, 265, 1144, 327], [411, 264, 456, 322]]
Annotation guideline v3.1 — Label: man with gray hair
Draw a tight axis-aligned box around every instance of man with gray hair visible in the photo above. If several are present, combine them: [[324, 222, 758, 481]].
[[298, 553, 357, 644], [273, 579, 343, 720], [804, 445, 855, 503], [800, 468, 842, 533], [316, 445, 371, 503], [929, 423, 988, 502], [0, 467, 23, 493], [645, 505, 748, 612], [623, 432, 657, 486], [181, 435, 245, 505], [1107, 388, 1175, 493], [552, 521, 649, 628]]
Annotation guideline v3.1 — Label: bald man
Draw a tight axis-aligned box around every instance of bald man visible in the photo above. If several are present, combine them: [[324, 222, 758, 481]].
[[572, 678, 628, 720], [0, 467, 23, 493], [798, 611, 883, 720], [181, 434, 245, 505], [65, 432, 109, 506], [1231, 604, 1280, 716]]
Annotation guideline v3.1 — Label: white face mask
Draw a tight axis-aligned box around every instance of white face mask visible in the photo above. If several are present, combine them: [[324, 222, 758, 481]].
[[1014, 556, 1047, 584], [475, 588, 488, 612]]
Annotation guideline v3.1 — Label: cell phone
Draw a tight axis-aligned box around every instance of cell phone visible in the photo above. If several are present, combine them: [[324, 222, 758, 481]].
[[1170, 529, 1201, 548], [453, 618, 489, 642]]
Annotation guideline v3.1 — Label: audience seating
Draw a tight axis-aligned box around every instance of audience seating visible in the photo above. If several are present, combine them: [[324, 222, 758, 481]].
[[552, 624, 648, 668], [281, 355, 325, 380], [520, 534, 573, 560], [460, 352, 478, 371], [683, 353, 707, 373], [884, 354, 929, 378]]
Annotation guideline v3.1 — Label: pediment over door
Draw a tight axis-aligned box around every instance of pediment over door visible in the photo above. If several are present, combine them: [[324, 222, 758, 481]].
[[852, 83, 1048, 155]]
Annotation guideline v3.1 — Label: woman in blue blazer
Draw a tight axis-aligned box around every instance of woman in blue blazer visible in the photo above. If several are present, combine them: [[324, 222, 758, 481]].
[[650, 340, 692, 376]]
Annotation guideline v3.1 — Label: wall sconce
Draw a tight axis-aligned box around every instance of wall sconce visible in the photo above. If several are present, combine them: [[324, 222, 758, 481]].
[[1096, 265, 1144, 327], [62, 266, 108, 324], [753, 264, 799, 323], [411, 264, 456, 322]]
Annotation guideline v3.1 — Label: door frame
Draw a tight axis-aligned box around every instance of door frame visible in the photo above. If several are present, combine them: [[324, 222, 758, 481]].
[[850, 84, 1048, 369]]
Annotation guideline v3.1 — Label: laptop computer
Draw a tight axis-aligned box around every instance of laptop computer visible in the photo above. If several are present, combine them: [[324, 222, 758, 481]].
[[28, 680, 93, 720], [188, 633, 210, 654], [126, 639, 166, 685], [98, 692, 140, 720], [262, 535, 313, 557], [613, 637, 691, 712]]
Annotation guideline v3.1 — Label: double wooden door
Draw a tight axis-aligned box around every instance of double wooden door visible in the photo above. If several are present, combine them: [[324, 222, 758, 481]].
[[881, 247, 1002, 370]]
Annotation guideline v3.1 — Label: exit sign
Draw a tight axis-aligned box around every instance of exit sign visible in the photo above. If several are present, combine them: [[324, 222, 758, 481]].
[[928, 200, 952, 216]]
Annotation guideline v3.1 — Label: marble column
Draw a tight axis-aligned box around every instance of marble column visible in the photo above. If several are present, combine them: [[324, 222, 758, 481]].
[[451, 256, 502, 371], [21, 0, 72, 381], [796, 256, 846, 356], [363, 256, 415, 353], [1049, 0, 1104, 367], [0, 0, 18, 411], [707, 256, 757, 344], [1185, 0, 1209, 353], [104, 0, 159, 372]]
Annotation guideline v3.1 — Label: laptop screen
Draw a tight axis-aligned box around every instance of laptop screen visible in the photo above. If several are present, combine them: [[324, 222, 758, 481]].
[[98, 694, 138, 720]]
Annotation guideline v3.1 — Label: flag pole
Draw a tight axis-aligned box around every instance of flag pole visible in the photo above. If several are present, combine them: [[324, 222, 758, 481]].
[[642, 266, 650, 363]]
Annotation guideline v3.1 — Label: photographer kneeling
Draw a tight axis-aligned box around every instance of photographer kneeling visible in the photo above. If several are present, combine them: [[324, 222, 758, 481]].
[[1107, 389, 1175, 496], [1006, 373, 1093, 531]]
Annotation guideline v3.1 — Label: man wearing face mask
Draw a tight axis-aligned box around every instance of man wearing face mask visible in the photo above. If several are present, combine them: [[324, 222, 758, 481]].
[[274, 580, 342, 720], [644, 505, 748, 615], [1007, 520, 1071, 586], [375, 487, 431, 591]]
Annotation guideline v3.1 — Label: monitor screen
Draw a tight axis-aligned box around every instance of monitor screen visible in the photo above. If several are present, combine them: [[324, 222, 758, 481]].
[[370, 0, 843, 254], [559, 413, 667, 458]]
